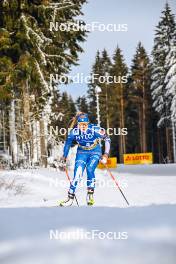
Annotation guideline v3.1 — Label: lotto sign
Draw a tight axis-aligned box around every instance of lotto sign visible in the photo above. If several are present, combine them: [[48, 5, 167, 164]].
[[98, 157, 117, 169], [124, 153, 153, 165]]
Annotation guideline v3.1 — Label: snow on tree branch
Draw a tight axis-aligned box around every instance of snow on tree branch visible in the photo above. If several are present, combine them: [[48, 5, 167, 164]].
[[21, 14, 52, 46], [35, 59, 49, 92]]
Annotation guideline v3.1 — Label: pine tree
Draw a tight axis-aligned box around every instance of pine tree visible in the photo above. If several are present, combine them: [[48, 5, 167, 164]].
[[164, 17, 176, 162], [151, 3, 176, 162], [76, 96, 89, 113], [87, 51, 102, 123], [88, 49, 112, 127], [110, 46, 128, 160], [52, 92, 76, 140], [68, 95, 77, 118], [130, 42, 152, 153], [151, 3, 176, 126], [98, 49, 112, 129], [165, 37, 176, 121]]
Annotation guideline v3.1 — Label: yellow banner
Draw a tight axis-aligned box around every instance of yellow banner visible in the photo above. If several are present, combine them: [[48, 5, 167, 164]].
[[98, 157, 117, 169], [124, 153, 153, 165]]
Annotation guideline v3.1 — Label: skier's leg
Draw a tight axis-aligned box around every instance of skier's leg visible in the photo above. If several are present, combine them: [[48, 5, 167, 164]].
[[60, 192, 75, 207], [60, 153, 88, 207], [69, 152, 88, 194], [86, 154, 100, 205], [86, 154, 100, 189]]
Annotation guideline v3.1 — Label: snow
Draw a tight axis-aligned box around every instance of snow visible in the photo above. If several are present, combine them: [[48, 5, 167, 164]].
[[1, 164, 176, 208], [0, 164, 176, 263]]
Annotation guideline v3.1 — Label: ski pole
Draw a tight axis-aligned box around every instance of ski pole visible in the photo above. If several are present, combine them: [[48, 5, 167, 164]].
[[64, 166, 79, 207], [104, 164, 129, 206]]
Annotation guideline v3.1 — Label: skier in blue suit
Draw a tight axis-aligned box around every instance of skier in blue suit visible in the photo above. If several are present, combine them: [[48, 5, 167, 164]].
[[60, 113, 111, 206]]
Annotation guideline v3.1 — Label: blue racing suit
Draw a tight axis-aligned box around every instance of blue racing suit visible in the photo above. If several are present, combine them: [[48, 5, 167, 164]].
[[63, 123, 111, 194]]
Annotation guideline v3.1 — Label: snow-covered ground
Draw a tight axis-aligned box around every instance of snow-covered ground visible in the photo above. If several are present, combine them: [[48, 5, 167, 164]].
[[0, 164, 176, 264]]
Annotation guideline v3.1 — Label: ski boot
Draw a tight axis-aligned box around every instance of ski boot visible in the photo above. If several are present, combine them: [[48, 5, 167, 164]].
[[59, 192, 75, 207], [87, 188, 95, 206]]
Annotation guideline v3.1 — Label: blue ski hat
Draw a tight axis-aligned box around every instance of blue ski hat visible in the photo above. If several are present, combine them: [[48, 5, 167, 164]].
[[77, 113, 89, 123]]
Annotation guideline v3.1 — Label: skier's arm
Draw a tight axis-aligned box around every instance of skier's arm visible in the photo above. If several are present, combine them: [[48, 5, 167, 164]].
[[100, 132, 111, 164], [104, 136, 111, 156], [63, 130, 75, 158], [95, 127, 111, 156], [98, 129, 111, 164]]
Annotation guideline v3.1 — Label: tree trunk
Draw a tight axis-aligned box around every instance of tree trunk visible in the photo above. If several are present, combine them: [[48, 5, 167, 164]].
[[40, 119, 47, 167], [172, 121, 176, 163], [142, 79, 147, 153], [166, 127, 171, 163], [9, 99, 18, 164], [3, 110, 6, 151], [32, 119, 38, 163], [106, 84, 110, 129], [138, 105, 142, 153], [22, 79, 32, 165], [120, 83, 126, 154], [157, 128, 162, 163], [119, 117, 123, 163]]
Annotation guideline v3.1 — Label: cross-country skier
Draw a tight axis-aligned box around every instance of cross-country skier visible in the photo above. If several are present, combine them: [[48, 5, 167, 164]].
[[59, 113, 111, 207]]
